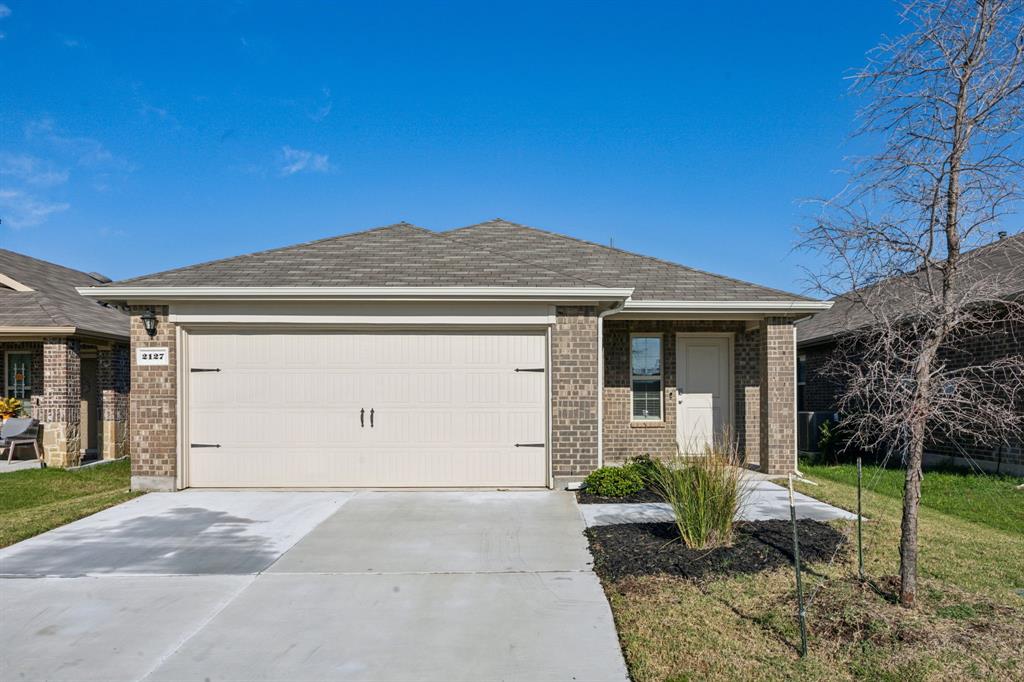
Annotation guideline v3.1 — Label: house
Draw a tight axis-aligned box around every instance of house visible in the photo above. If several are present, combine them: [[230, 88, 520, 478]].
[[78, 220, 830, 491], [0, 249, 130, 466], [796, 232, 1024, 475]]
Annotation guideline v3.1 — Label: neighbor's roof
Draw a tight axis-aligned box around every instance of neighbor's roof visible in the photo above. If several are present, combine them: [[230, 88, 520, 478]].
[[99, 220, 814, 303], [0, 249, 129, 339], [797, 232, 1024, 346]]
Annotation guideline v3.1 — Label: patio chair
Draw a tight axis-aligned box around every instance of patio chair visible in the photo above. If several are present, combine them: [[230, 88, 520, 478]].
[[2, 418, 41, 463]]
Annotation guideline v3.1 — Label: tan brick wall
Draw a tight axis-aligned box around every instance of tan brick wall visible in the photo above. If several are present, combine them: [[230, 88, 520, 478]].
[[129, 305, 177, 489], [759, 317, 796, 474], [98, 343, 130, 459], [602, 320, 761, 465], [37, 337, 82, 467], [551, 306, 599, 478]]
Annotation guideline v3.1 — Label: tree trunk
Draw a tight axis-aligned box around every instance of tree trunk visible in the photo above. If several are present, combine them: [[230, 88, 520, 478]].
[[899, 423, 925, 606], [899, 338, 940, 607]]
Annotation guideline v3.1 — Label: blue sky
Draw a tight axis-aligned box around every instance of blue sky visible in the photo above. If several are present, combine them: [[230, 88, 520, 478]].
[[1, 1, 904, 293]]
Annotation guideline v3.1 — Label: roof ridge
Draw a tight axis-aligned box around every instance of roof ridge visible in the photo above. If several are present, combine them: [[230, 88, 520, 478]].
[[448, 220, 815, 301], [430, 223, 611, 289], [107, 223, 427, 286], [25, 291, 73, 328]]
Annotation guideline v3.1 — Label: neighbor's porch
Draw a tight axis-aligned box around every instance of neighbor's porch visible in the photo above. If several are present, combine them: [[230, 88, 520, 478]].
[[601, 317, 797, 475], [1, 337, 130, 467]]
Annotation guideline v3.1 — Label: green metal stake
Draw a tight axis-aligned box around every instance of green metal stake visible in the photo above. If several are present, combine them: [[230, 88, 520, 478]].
[[857, 457, 864, 580], [788, 474, 808, 657]]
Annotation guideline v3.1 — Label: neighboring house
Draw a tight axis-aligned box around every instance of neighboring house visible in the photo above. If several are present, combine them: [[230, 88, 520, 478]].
[[78, 220, 830, 491], [797, 232, 1024, 475], [0, 249, 130, 466]]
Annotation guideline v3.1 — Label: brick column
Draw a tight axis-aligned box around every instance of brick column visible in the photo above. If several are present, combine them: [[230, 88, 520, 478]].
[[759, 317, 796, 475], [735, 327, 761, 466], [97, 343, 130, 459], [551, 306, 599, 483], [130, 305, 177, 490], [38, 337, 81, 467]]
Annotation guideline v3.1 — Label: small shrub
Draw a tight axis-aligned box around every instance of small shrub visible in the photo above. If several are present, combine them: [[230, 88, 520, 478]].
[[649, 447, 749, 549], [583, 465, 645, 497], [625, 455, 659, 485]]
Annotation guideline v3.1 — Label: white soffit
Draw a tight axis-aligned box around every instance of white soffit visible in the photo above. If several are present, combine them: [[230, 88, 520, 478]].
[[77, 286, 635, 303]]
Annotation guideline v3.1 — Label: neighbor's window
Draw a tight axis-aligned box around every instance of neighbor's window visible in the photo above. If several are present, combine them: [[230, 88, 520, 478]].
[[630, 334, 662, 420], [5, 352, 32, 403]]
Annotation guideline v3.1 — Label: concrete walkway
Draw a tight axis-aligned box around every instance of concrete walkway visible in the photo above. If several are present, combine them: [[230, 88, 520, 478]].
[[580, 479, 858, 527], [0, 458, 42, 473], [0, 490, 627, 682]]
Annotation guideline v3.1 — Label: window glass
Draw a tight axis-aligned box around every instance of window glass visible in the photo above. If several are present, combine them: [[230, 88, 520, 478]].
[[6, 352, 32, 403], [631, 336, 662, 420]]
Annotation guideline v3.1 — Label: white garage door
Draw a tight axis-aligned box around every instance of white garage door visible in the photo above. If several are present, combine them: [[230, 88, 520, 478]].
[[186, 330, 548, 487]]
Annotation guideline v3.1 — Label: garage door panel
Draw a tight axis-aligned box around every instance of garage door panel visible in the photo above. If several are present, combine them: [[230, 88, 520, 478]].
[[187, 331, 547, 487]]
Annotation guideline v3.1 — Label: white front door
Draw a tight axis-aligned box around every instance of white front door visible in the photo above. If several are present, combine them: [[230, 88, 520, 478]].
[[675, 335, 732, 453], [186, 330, 548, 488]]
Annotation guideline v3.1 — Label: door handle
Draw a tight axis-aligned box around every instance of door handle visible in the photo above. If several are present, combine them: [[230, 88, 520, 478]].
[[370, 408, 374, 428], [360, 408, 365, 428]]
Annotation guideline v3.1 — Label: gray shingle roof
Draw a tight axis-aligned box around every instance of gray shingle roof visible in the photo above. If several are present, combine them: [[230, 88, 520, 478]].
[[112, 224, 598, 288], [797, 232, 1024, 346], [0, 249, 129, 339], [441, 220, 812, 302], [105, 219, 814, 303]]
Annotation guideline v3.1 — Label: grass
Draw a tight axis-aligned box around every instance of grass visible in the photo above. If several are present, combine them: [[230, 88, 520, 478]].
[[599, 467, 1024, 681], [0, 459, 141, 548], [799, 461, 1024, 534]]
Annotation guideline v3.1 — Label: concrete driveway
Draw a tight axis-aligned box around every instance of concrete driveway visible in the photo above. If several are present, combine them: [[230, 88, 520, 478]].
[[0, 491, 628, 682]]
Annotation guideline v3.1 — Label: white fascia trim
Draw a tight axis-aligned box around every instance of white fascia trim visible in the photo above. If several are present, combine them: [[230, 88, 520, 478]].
[[77, 286, 635, 303], [616, 300, 833, 314]]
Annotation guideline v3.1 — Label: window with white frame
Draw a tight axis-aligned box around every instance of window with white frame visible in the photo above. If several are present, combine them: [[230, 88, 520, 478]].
[[630, 334, 662, 420]]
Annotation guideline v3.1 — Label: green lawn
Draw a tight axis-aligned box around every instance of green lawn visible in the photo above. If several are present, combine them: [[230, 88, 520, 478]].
[[599, 467, 1024, 681], [800, 461, 1023, 534], [0, 459, 141, 548]]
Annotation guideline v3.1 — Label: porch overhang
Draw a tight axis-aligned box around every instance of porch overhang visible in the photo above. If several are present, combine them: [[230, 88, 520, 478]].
[[608, 299, 833, 320]]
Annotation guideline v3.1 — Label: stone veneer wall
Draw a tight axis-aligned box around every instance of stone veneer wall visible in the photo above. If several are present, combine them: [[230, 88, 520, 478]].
[[550, 306, 600, 479], [602, 320, 761, 466], [98, 342, 131, 459], [129, 305, 177, 490], [37, 337, 82, 467], [759, 317, 796, 474]]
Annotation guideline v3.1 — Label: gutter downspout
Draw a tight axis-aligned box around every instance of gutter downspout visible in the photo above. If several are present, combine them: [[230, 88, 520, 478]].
[[596, 300, 625, 469]]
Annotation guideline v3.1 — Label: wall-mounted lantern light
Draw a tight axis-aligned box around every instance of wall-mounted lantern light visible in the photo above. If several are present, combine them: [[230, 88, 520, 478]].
[[140, 309, 158, 338]]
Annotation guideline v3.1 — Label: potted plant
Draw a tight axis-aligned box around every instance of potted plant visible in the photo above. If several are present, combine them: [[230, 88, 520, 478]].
[[0, 397, 23, 422]]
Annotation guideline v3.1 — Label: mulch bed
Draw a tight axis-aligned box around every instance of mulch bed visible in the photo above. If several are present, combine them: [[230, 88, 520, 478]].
[[575, 488, 663, 504], [586, 520, 847, 582]]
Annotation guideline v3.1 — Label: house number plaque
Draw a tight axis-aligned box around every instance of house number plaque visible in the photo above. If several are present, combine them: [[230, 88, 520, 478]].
[[137, 347, 169, 366]]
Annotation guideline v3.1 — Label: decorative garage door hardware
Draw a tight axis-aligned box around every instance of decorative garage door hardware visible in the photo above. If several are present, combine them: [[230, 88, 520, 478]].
[[190, 368, 221, 373], [514, 367, 545, 372], [514, 443, 545, 448], [360, 408, 375, 428], [191, 443, 221, 448]]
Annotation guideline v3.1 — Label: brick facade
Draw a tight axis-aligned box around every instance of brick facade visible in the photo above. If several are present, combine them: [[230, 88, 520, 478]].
[[1, 338, 130, 467], [129, 305, 178, 490], [98, 343, 131, 459], [602, 320, 762, 466], [550, 306, 600, 479], [759, 317, 796, 475], [801, 313, 1024, 473]]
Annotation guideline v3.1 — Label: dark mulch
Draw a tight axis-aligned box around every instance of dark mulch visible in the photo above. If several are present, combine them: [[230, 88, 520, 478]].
[[586, 520, 847, 582], [575, 488, 663, 504]]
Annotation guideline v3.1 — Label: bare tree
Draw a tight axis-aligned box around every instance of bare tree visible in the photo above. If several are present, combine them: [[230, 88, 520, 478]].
[[802, 0, 1024, 607]]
